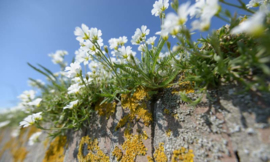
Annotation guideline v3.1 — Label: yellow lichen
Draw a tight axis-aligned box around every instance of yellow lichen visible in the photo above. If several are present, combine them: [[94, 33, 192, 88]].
[[12, 147, 28, 162], [164, 108, 170, 114], [142, 131, 148, 140], [166, 129, 172, 137], [27, 126, 40, 140], [112, 146, 123, 161], [173, 113, 179, 120], [112, 128, 148, 162], [43, 137, 50, 149], [0, 127, 30, 162], [77, 136, 109, 162], [147, 156, 154, 162], [116, 86, 152, 129], [172, 75, 195, 94], [121, 133, 147, 162], [116, 115, 130, 130], [154, 143, 168, 162], [95, 100, 116, 119], [42, 136, 67, 162], [171, 147, 194, 162]]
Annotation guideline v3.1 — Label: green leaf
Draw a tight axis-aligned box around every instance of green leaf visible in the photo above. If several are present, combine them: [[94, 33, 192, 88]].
[[159, 69, 180, 88], [38, 64, 57, 81], [29, 78, 48, 92], [152, 39, 166, 73], [27, 63, 55, 82]]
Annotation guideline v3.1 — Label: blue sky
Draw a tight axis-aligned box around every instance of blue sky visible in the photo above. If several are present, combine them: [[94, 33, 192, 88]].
[[0, 0, 250, 109]]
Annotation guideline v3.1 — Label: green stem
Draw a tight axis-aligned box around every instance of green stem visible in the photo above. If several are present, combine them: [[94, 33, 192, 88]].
[[90, 40, 124, 87], [216, 15, 230, 23], [221, 1, 254, 14]]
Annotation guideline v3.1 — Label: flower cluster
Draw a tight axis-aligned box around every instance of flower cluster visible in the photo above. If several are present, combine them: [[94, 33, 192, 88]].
[[20, 112, 42, 127]]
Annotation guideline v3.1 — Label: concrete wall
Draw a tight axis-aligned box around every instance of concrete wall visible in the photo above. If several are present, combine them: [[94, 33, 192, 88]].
[[0, 84, 270, 162]]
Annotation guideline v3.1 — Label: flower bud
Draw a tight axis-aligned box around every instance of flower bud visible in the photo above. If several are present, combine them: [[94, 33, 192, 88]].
[[163, 35, 169, 41], [167, 41, 171, 51], [104, 45, 109, 54]]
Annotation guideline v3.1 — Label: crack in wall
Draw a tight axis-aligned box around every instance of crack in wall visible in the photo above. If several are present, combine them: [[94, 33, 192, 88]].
[[150, 95, 158, 158]]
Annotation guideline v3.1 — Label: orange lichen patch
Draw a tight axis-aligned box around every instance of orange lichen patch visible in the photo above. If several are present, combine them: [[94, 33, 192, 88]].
[[116, 115, 130, 130], [95, 100, 116, 119], [0, 127, 29, 162], [116, 86, 152, 129], [77, 136, 109, 162], [173, 113, 179, 120], [131, 86, 149, 101], [135, 104, 152, 127], [0, 138, 13, 158], [43, 137, 50, 149], [120, 131, 147, 162], [171, 147, 194, 162], [166, 129, 172, 137], [172, 76, 195, 94], [27, 126, 41, 141], [164, 108, 170, 114], [153, 143, 168, 162], [142, 131, 148, 140], [12, 147, 28, 162], [42, 136, 67, 162], [147, 156, 154, 162], [112, 146, 123, 161]]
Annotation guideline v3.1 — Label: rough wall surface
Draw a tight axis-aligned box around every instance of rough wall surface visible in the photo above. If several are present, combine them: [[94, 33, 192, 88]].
[[0, 85, 270, 162]]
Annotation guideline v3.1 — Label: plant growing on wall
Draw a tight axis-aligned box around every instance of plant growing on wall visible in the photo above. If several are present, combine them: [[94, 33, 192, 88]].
[[0, 0, 269, 140]]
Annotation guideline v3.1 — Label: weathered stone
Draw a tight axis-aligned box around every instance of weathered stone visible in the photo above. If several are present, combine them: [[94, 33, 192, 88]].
[[0, 84, 270, 162]]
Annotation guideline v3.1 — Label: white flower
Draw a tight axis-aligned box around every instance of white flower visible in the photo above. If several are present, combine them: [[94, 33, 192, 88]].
[[75, 49, 91, 65], [74, 24, 90, 42], [108, 38, 118, 49], [89, 28, 103, 46], [88, 61, 100, 72], [83, 40, 101, 54], [28, 132, 42, 146], [67, 83, 82, 94], [190, 0, 220, 31], [191, 18, 211, 31], [63, 100, 79, 109], [18, 90, 36, 103], [172, 45, 180, 52], [231, 11, 266, 36], [28, 79, 45, 88], [246, 0, 264, 8], [146, 36, 157, 45], [158, 2, 192, 37], [131, 25, 150, 45], [109, 36, 128, 49], [0, 120, 10, 128], [48, 50, 68, 64], [28, 98, 42, 107], [20, 112, 42, 128], [160, 13, 181, 37], [158, 52, 170, 62], [118, 36, 128, 46], [112, 46, 136, 60], [65, 62, 81, 78], [54, 71, 66, 77], [189, 0, 206, 18], [138, 44, 147, 52], [71, 77, 81, 84], [151, 0, 169, 17]]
